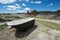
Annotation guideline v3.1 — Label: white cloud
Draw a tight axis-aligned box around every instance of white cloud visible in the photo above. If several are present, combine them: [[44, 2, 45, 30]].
[[31, 1, 42, 4], [7, 4, 21, 10], [17, 7, 31, 13], [26, 0, 29, 2], [15, 4, 20, 8], [17, 10, 27, 13], [50, 3, 54, 6], [19, 0, 29, 2], [0, 0, 16, 4], [0, 12, 1, 13], [19, 0, 22, 1], [22, 3, 26, 6], [47, 3, 54, 7], [24, 8, 31, 11]]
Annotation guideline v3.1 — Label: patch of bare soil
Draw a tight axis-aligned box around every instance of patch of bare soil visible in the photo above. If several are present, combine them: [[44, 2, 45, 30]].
[[0, 28, 17, 40], [0, 20, 60, 40]]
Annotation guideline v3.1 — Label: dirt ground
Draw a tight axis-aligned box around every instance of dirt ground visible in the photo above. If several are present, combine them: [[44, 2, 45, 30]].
[[0, 19, 60, 40]]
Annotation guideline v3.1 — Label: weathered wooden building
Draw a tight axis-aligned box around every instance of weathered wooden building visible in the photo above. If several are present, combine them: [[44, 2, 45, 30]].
[[27, 10, 39, 16], [57, 9, 60, 16]]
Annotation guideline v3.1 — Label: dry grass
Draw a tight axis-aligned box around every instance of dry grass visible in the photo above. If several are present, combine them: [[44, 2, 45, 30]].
[[37, 20, 60, 30]]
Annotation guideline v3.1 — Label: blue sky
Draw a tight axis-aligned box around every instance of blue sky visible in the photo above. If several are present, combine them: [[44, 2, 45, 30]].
[[0, 0, 60, 13]]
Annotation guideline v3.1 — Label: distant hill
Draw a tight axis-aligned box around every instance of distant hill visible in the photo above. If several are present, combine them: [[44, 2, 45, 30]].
[[0, 11, 57, 14], [38, 11, 57, 14]]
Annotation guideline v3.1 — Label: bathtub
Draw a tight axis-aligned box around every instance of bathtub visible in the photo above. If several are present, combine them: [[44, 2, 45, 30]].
[[7, 18, 35, 31]]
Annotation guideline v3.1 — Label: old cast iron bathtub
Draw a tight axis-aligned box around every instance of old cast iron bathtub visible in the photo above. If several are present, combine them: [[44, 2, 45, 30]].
[[7, 18, 35, 31]]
